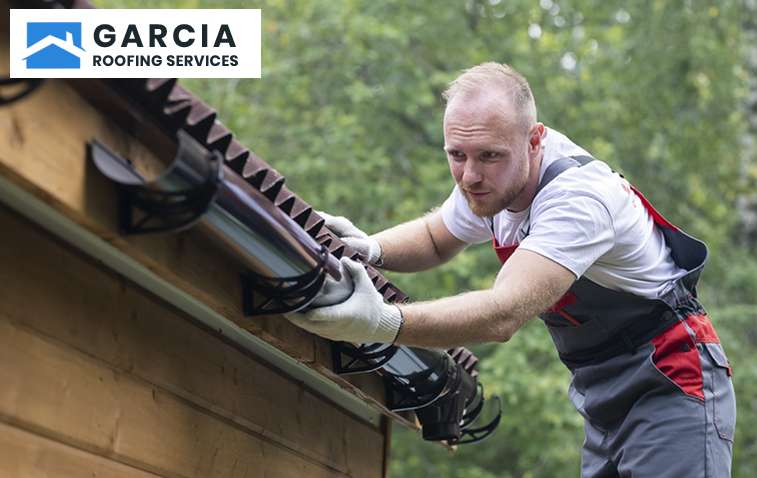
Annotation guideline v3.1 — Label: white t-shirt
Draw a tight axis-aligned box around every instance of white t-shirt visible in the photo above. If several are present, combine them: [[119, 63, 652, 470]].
[[440, 127, 688, 299]]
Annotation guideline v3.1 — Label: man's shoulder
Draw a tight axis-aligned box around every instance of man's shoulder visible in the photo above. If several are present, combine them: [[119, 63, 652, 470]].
[[534, 159, 625, 218]]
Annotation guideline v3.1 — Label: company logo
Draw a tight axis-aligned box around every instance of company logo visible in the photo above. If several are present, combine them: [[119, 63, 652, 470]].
[[10, 9, 261, 79], [24, 22, 84, 69]]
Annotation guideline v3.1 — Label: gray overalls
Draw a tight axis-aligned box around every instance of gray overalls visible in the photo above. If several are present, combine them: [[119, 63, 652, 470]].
[[492, 156, 736, 477]]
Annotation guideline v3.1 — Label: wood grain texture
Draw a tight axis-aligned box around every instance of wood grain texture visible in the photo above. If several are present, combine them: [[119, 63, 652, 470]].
[[0, 18, 408, 427], [0, 422, 163, 478], [0, 205, 387, 477], [0, 318, 369, 478]]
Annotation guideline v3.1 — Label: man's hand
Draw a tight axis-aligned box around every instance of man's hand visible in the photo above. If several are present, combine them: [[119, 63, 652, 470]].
[[287, 257, 402, 343], [319, 212, 383, 266]]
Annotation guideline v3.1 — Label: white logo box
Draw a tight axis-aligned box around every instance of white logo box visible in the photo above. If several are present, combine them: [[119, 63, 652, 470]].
[[10, 9, 261, 78]]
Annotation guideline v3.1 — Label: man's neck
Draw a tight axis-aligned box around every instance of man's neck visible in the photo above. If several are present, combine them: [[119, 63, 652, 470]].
[[507, 151, 544, 213]]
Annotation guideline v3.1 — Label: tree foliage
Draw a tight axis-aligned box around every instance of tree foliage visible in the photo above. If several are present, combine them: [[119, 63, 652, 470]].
[[96, 0, 757, 475]]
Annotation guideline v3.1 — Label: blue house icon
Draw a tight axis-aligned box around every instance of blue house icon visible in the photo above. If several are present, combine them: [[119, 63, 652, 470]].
[[24, 22, 85, 69]]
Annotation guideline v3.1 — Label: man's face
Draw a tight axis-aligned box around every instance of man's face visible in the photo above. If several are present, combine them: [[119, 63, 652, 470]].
[[443, 94, 532, 217]]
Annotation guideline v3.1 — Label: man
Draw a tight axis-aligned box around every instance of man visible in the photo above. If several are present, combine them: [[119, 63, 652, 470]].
[[288, 62, 735, 477]]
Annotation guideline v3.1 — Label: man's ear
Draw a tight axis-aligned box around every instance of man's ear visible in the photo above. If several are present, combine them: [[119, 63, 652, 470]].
[[528, 123, 545, 155]]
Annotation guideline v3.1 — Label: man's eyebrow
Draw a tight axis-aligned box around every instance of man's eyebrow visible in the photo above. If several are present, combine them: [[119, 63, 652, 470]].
[[483, 147, 511, 154]]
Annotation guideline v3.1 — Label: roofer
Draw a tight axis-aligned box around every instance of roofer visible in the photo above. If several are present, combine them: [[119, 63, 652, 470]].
[[288, 62, 736, 477]]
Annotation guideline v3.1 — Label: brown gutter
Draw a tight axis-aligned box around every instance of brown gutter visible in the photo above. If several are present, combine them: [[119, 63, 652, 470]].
[[12, 0, 480, 385]]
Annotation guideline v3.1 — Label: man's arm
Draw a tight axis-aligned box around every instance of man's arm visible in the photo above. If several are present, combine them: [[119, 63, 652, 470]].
[[372, 209, 467, 272], [394, 248, 576, 348], [288, 248, 575, 346]]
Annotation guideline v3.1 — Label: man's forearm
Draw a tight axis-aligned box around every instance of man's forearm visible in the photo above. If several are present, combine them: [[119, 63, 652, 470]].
[[372, 210, 465, 272], [290, 248, 575, 348], [394, 289, 530, 348], [372, 216, 444, 272], [392, 250, 576, 349]]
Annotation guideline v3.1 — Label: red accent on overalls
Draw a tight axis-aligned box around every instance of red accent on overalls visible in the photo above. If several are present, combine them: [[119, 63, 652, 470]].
[[629, 185, 679, 231], [651, 319, 703, 399], [651, 312, 726, 400], [492, 237, 518, 263], [491, 184, 681, 327]]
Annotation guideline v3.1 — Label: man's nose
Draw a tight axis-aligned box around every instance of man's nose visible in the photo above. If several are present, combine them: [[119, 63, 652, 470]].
[[461, 161, 482, 187]]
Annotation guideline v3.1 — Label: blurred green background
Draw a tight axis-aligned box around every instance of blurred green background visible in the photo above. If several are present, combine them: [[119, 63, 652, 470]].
[[96, 1, 757, 475]]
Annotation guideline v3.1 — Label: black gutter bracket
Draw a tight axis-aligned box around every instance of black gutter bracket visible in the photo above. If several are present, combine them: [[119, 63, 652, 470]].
[[241, 245, 329, 316], [330, 339, 502, 445], [90, 130, 337, 317], [332, 342, 399, 375], [89, 131, 223, 235], [454, 395, 502, 445]]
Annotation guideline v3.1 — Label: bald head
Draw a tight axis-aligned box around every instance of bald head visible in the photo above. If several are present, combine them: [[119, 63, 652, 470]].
[[444, 89, 522, 137], [443, 62, 537, 134]]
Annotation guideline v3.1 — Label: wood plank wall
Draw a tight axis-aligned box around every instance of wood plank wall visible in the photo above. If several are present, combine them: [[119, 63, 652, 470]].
[[0, 4, 408, 475], [0, 205, 387, 477], [0, 2, 406, 428]]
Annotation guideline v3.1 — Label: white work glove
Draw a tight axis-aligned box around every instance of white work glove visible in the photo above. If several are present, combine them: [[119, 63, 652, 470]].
[[307, 264, 354, 308], [287, 257, 403, 343], [319, 211, 383, 266]]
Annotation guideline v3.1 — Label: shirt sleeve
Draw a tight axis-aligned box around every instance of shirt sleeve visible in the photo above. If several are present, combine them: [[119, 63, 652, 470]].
[[518, 190, 616, 279], [439, 186, 491, 244]]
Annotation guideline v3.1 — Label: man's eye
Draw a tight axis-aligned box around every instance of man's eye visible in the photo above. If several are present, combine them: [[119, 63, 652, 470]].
[[481, 151, 500, 160], [449, 151, 465, 160]]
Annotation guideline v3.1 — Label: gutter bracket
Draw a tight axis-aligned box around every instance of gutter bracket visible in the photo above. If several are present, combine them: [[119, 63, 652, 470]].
[[89, 131, 223, 235], [332, 342, 398, 375], [452, 396, 502, 445], [241, 245, 329, 316]]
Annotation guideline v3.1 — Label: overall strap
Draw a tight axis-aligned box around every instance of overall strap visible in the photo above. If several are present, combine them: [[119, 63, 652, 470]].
[[487, 155, 594, 239], [512, 155, 595, 237], [535, 155, 594, 197]]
